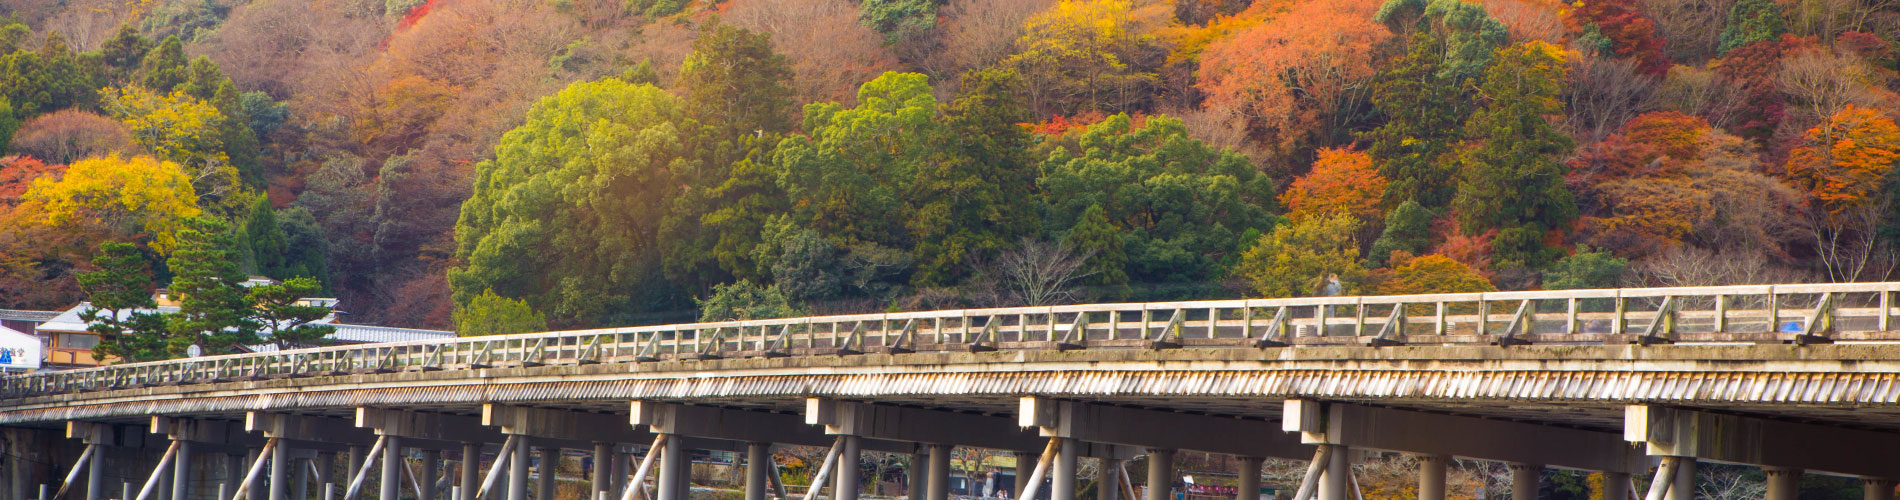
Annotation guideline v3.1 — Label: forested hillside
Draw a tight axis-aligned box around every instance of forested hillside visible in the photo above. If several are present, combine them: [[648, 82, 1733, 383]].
[[0, 0, 1896, 332]]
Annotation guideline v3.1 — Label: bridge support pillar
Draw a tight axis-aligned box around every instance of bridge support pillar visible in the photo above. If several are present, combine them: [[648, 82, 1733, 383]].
[[379, 437, 402, 500], [171, 442, 191, 500], [657, 434, 687, 500], [1509, 463, 1540, 500], [1143, 449, 1173, 500], [249, 448, 266, 500], [510, 436, 532, 500], [1417, 455, 1447, 500], [926, 445, 950, 500], [907, 448, 925, 500], [1654, 457, 1695, 500], [613, 449, 630, 497], [1015, 451, 1033, 498], [1234, 457, 1260, 500], [537, 447, 559, 500], [746, 443, 772, 500], [834, 435, 861, 500], [1052, 438, 1079, 500], [1097, 459, 1122, 500], [1601, 472, 1629, 500], [461, 443, 481, 500], [275, 436, 296, 500], [1764, 467, 1800, 500], [87, 446, 105, 500], [1864, 478, 1895, 500], [316, 452, 335, 494], [297, 457, 312, 500], [422, 448, 441, 500], [1317, 445, 1349, 500], [595, 443, 616, 500], [228, 453, 246, 500]]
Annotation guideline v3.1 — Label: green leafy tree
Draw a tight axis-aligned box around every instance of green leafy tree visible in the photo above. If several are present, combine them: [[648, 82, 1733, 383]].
[[774, 72, 937, 251], [1718, 0, 1785, 54], [907, 67, 1039, 284], [667, 21, 798, 286], [1375, 0, 1510, 84], [1451, 41, 1578, 268], [676, 21, 796, 142], [0, 33, 102, 115], [1368, 200, 1434, 266], [860, 0, 939, 41], [1543, 247, 1629, 289], [76, 242, 169, 363], [98, 24, 151, 85], [274, 207, 331, 291], [165, 217, 263, 357], [0, 96, 17, 154], [455, 289, 548, 337], [697, 279, 802, 321], [1037, 114, 1277, 283], [1062, 203, 1130, 291], [1234, 214, 1364, 298], [243, 197, 288, 278], [1362, 30, 1467, 209], [248, 277, 336, 350], [450, 78, 702, 326], [139, 35, 189, 92], [627, 0, 688, 16]]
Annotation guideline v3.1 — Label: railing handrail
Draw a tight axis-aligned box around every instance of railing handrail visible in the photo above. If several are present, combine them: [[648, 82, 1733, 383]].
[[7, 282, 1899, 398]]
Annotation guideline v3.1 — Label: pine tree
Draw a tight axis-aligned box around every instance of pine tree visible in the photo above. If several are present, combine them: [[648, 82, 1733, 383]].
[[1063, 203, 1129, 291], [249, 277, 335, 350], [1362, 30, 1471, 209], [243, 197, 287, 278], [76, 242, 170, 363], [165, 217, 263, 356], [1451, 41, 1578, 268]]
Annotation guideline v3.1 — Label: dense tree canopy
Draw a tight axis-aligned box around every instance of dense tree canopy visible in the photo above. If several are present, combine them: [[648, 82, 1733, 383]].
[[0, 0, 1894, 333], [450, 79, 702, 326]]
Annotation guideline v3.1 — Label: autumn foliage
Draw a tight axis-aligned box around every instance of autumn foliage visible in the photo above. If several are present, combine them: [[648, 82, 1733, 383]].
[[1784, 105, 1900, 215], [1281, 148, 1388, 222]]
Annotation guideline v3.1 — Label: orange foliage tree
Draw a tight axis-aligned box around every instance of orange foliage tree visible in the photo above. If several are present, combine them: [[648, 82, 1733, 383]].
[[1196, 0, 1390, 151], [1280, 148, 1389, 222], [1785, 105, 1900, 215], [0, 155, 64, 208], [1783, 105, 1900, 282]]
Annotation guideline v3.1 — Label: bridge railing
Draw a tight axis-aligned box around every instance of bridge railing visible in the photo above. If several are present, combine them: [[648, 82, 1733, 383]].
[[5, 283, 1899, 398]]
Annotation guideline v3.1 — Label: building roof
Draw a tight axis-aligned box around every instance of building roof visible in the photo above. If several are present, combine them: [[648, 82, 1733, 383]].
[[0, 309, 62, 323], [37, 302, 455, 346]]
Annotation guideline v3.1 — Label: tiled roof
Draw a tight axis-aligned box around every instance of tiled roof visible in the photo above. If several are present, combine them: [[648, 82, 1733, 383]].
[[41, 303, 456, 345], [0, 309, 62, 322]]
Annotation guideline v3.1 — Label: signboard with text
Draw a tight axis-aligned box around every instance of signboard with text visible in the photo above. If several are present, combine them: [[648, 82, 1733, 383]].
[[0, 326, 42, 371]]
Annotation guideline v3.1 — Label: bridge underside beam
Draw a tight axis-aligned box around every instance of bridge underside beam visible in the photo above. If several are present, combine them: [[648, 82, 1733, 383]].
[[358, 407, 506, 449], [1020, 396, 1309, 459], [803, 398, 1042, 451], [1284, 399, 1641, 473], [1627, 404, 1900, 478], [243, 412, 374, 450], [635, 401, 915, 453]]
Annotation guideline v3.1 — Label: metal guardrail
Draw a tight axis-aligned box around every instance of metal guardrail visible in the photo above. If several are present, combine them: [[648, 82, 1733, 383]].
[[5, 283, 1900, 398]]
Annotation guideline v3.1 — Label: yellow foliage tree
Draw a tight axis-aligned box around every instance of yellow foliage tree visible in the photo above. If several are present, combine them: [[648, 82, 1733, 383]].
[[1281, 148, 1389, 222], [1004, 0, 1170, 115], [100, 85, 242, 215], [22, 154, 202, 254], [1235, 214, 1364, 298], [1371, 251, 1497, 295]]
